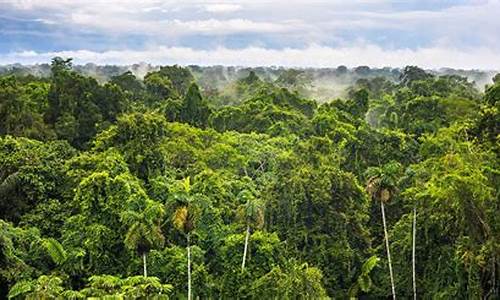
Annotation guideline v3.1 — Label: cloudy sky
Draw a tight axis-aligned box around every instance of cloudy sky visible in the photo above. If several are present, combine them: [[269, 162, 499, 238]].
[[0, 0, 499, 68]]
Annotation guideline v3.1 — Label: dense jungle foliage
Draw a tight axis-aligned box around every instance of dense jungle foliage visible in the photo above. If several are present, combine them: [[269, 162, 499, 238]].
[[0, 58, 498, 299]]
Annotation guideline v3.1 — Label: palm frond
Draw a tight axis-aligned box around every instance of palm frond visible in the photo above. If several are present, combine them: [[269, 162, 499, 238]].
[[8, 280, 34, 299], [144, 201, 165, 221], [172, 206, 188, 232], [380, 189, 391, 203], [361, 255, 379, 275], [43, 238, 67, 265], [120, 210, 142, 226], [149, 224, 165, 249], [358, 274, 373, 292], [88, 274, 121, 291], [61, 290, 86, 299], [124, 223, 142, 251], [244, 198, 265, 227], [181, 177, 191, 193]]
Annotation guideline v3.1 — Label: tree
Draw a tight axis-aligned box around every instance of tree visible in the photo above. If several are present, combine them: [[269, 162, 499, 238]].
[[399, 66, 433, 87], [492, 73, 500, 84], [122, 199, 165, 277], [0, 136, 75, 224], [400, 125, 498, 298], [80, 275, 172, 298], [9, 274, 173, 299], [238, 190, 264, 271], [0, 76, 52, 139], [156, 65, 194, 96], [336, 65, 348, 74], [412, 204, 417, 300], [366, 161, 402, 300], [275, 69, 312, 92], [45, 57, 103, 148], [8, 275, 65, 300], [217, 231, 283, 297], [238, 70, 261, 86], [144, 72, 177, 102], [169, 177, 201, 300], [250, 259, 328, 299], [0, 220, 43, 298], [110, 71, 145, 96], [180, 83, 211, 128], [484, 81, 500, 106], [346, 88, 369, 119], [354, 66, 371, 76], [93, 112, 168, 181]]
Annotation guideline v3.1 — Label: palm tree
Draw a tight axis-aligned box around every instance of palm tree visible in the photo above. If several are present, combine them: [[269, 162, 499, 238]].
[[122, 200, 165, 277], [238, 190, 264, 272], [170, 177, 200, 300], [366, 161, 401, 300], [412, 206, 417, 300], [404, 169, 418, 300]]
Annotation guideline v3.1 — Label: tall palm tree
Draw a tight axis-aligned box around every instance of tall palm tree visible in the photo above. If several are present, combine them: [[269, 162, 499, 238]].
[[366, 161, 401, 300], [238, 190, 264, 271], [404, 169, 418, 300], [170, 177, 200, 300], [122, 200, 165, 277], [412, 206, 417, 300]]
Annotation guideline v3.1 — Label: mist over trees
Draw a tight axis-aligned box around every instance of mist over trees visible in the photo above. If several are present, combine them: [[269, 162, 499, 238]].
[[1, 62, 497, 103], [0, 58, 498, 299]]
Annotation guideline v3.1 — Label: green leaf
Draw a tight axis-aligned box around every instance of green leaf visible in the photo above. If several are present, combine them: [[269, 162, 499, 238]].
[[43, 237, 67, 265], [361, 255, 379, 275], [8, 280, 34, 299], [358, 274, 372, 292]]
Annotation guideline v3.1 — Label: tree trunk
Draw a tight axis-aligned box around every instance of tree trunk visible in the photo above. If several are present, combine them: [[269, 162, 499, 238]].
[[381, 201, 396, 299], [412, 206, 417, 300], [242, 224, 250, 271], [143, 252, 147, 278], [493, 256, 497, 298], [187, 233, 192, 300]]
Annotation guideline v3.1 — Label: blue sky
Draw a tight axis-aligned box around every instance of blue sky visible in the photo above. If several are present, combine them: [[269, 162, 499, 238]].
[[0, 0, 499, 68]]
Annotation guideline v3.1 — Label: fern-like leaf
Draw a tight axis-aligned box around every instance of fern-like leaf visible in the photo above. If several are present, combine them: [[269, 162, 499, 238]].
[[8, 280, 33, 299], [43, 238, 67, 265], [361, 255, 379, 275]]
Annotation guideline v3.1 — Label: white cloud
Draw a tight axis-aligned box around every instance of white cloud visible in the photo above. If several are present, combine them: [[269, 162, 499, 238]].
[[2, 0, 500, 70], [68, 13, 295, 35], [176, 18, 293, 34], [2, 44, 499, 70], [3, 0, 500, 49], [33, 18, 57, 25], [204, 4, 242, 13], [7, 0, 495, 39]]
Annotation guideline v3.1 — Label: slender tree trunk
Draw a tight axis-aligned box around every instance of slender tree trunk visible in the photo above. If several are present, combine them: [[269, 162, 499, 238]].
[[242, 224, 250, 271], [187, 233, 192, 300], [143, 252, 147, 278], [412, 207, 417, 300], [381, 201, 396, 299], [493, 256, 497, 298]]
